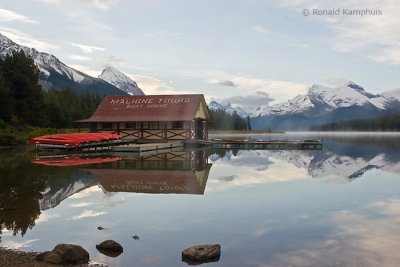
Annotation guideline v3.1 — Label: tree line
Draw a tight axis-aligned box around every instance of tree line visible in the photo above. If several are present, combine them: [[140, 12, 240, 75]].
[[209, 109, 251, 130], [311, 113, 400, 131], [0, 51, 102, 129]]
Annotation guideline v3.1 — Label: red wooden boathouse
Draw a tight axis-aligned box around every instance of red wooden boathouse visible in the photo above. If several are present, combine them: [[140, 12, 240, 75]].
[[76, 94, 210, 142]]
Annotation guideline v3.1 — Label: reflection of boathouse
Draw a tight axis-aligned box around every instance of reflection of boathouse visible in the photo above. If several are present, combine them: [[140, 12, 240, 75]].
[[76, 94, 210, 141], [85, 149, 212, 195]]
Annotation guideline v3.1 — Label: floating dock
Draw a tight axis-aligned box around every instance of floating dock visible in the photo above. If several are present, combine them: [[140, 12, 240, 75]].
[[31, 133, 322, 153], [212, 139, 322, 150], [112, 142, 183, 152]]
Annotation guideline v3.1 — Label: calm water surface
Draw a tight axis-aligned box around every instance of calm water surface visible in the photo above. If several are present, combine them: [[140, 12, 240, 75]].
[[1, 132, 400, 267]]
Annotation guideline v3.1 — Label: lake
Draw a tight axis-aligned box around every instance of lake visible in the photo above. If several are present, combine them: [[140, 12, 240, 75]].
[[1, 132, 400, 267]]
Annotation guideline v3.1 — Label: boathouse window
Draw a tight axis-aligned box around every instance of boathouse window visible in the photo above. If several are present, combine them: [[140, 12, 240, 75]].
[[149, 122, 159, 129], [126, 122, 137, 129], [102, 122, 113, 130], [172, 121, 183, 129]]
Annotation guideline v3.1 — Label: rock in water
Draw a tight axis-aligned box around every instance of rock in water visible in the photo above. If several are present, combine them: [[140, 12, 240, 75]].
[[96, 240, 123, 257], [181, 244, 221, 264], [36, 243, 89, 264]]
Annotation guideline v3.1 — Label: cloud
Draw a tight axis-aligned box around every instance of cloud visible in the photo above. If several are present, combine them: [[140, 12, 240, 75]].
[[68, 42, 106, 53], [0, 8, 38, 23], [129, 74, 176, 95], [264, 199, 400, 267], [36, 213, 61, 223], [207, 151, 309, 192], [68, 201, 93, 208], [252, 25, 269, 35], [73, 0, 119, 10], [70, 209, 107, 220], [202, 70, 308, 105], [67, 11, 117, 41], [212, 80, 237, 87], [67, 64, 99, 77], [0, 27, 57, 51], [275, 0, 400, 64], [214, 91, 274, 110], [35, 0, 118, 9], [32, 0, 60, 3], [174, 69, 308, 104], [68, 54, 92, 61]]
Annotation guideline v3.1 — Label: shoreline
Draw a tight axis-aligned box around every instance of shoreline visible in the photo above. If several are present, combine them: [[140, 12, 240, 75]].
[[0, 246, 38, 267]]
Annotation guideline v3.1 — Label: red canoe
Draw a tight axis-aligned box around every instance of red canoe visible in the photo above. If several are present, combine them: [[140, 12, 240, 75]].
[[30, 132, 121, 147]]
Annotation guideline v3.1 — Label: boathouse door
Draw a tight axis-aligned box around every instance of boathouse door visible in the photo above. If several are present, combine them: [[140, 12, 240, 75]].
[[196, 119, 205, 140]]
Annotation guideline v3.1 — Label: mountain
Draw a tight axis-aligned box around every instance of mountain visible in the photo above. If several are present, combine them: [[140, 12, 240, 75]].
[[209, 100, 249, 118], [0, 33, 127, 96], [251, 81, 400, 130], [99, 66, 144, 95]]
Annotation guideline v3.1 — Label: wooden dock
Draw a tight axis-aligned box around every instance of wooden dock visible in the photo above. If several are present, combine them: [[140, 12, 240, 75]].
[[212, 139, 322, 150], [112, 142, 183, 152]]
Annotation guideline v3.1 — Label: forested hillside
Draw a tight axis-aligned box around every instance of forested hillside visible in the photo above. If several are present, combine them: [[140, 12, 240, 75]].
[[0, 51, 102, 144], [311, 113, 400, 131], [209, 109, 251, 130]]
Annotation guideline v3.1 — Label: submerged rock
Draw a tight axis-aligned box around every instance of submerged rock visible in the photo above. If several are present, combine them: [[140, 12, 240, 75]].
[[96, 240, 123, 257], [181, 244, 221, 264], [36, 243, 89, 264]]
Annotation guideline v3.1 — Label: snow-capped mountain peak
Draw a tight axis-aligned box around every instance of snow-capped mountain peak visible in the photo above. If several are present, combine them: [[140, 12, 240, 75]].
[[209, 100, 249, 118], [0, 33, 126, 95], [250, 81, 400, 130], [0, 33, 85, 83], [308, 81, 384, 109], [98, 66, 144, 95], [253, 81, 392, 118]]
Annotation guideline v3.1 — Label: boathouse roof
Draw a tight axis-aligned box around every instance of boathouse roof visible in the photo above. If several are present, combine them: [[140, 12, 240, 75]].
[[77, 94, 210, 122]]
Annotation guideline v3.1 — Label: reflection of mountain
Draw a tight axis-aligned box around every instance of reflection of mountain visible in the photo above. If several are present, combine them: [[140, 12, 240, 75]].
[[210, 135, 400, 181], [85, 150, 212, 195], [30, 154, 121, 210], [39, 171, 98, 210]]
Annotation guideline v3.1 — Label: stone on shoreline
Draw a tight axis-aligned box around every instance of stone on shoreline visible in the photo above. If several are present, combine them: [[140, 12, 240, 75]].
[[96, 240, 123, 257], [35, 243, 89, 265], [181, 244, 221, 264]]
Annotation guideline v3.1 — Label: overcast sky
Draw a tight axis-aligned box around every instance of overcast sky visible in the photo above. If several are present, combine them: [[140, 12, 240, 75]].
[[1, 0, 399, 110]]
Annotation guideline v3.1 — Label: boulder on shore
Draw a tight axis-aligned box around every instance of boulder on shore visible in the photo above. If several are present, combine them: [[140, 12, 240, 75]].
[[181, 244, 221, 264], [36, 243, 89, 265], [96, 240, 123, 257]]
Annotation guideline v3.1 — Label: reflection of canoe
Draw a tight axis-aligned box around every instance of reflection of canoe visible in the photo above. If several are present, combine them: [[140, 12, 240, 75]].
[[32, 156, 122, 166]]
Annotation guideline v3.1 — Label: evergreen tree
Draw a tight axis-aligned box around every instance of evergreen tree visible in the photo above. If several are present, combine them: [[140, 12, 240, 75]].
[[0, 51, 45, 125], [0, 70, 13, 122]]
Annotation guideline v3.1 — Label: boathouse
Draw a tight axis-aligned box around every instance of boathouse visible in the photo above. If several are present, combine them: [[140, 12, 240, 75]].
[[76, 94, 210, 142]]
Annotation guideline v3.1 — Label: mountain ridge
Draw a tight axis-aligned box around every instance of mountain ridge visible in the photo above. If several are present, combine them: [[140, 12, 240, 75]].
[[0, 33, 129, 96], [250, 81, 400, 130]]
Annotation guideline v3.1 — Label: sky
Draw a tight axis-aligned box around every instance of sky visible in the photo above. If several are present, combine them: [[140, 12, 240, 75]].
[[1, 0, 400, 111]]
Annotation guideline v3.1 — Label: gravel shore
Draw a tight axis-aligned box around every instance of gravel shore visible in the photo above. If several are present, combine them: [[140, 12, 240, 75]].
[[0, 247, 38, 267]]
